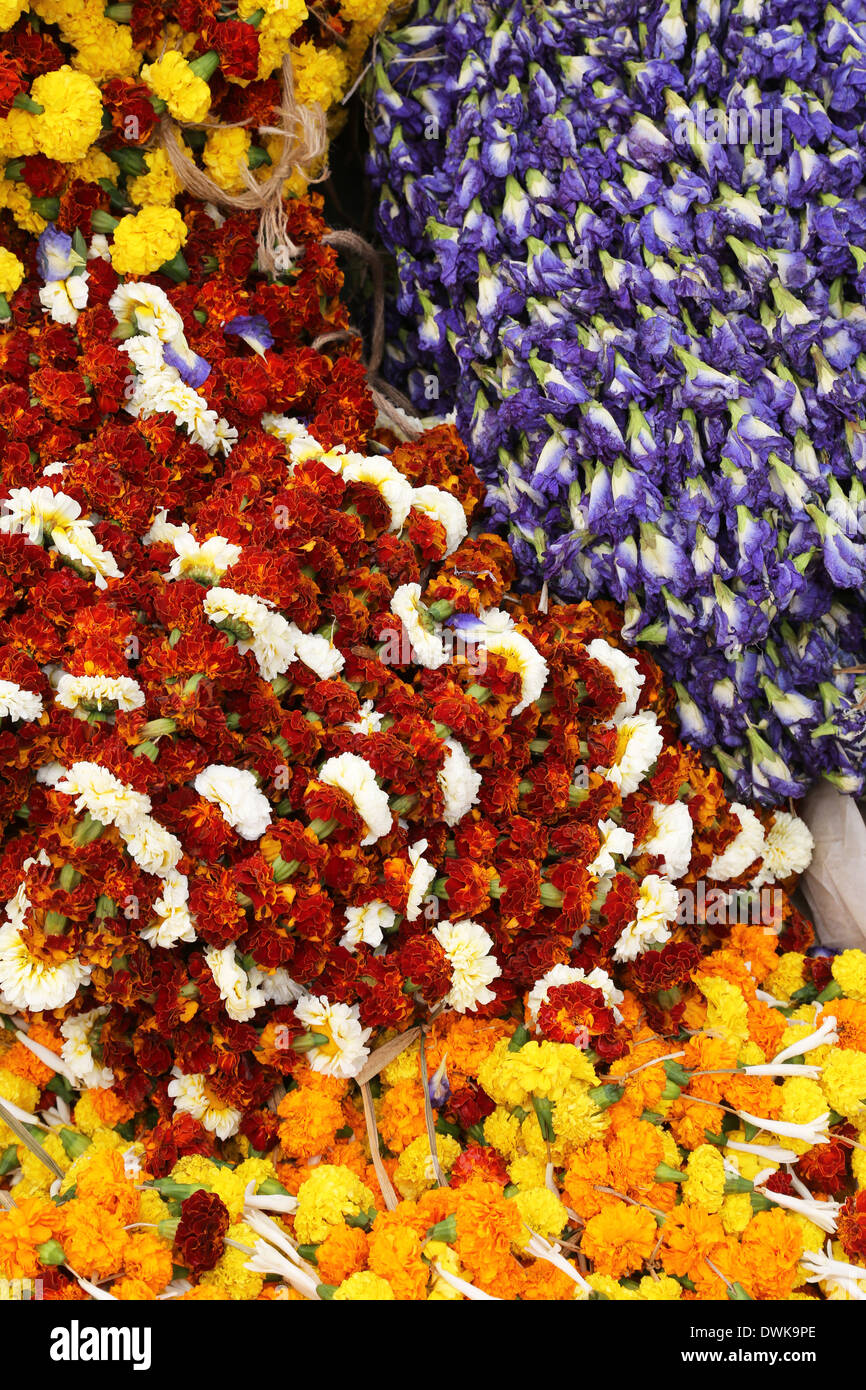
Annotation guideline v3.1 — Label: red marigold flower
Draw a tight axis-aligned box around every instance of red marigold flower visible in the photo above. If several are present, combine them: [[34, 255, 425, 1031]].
[[537, 981, 615, 1046], [450, 1145, 510, 1189], [175, 1190, 231, 1274], [837, 1190, 866, 1262]]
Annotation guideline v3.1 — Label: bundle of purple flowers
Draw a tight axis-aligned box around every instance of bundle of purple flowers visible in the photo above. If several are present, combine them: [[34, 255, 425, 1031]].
[[367, 0, 866, 804]]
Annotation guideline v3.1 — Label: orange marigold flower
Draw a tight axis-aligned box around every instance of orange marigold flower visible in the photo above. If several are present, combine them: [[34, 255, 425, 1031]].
[[455, 1179, 523, 1286], [561, 1141, 615, 1220], [0, 1195, 56, 1278], [521, 1258, 579, 1301], [606, 1116, 665, 1197], [123, 1230, 173, 1293], [668, 1097, 725, 1150], [607, 1035, 671, 1114], [659, 1205, 728, 1283], [697, 948, 757, 1001], [368, 1219, 428, 1300], [60, 1200, 127, 1281], [722, 1071, 783, 1117], [830, 998, 866, 1053], [736, 1210, 804, 1300], [84, 1087, 135, 1129], [2, 1021, 63, 1087], [745, 999, 788, 1058], [726, 924, 780, 983], [377, 1079, 427, 1153], [315, 1224, 369, 1285], [277, 1086, 344, 1161], [582, 1203, 657, 1278], [426, 1014, 513, 1080], [111, 1276, 157, 1300], [75, 1150, 139, 1225]]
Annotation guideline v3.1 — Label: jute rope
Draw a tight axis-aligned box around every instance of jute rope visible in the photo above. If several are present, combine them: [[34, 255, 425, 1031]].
[[318, 228, 426, 439], [159, 54, 328, 275]]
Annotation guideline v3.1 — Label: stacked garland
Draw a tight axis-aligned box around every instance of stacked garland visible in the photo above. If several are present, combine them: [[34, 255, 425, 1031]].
[[367, 0, 866, 804]]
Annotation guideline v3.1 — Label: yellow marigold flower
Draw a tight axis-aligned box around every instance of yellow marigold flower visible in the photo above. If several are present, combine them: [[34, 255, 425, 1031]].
[[0, 109, 39, 158], [393, 1133, 461, 1201], [199, 1221, 264, 1300], [0, 0, 25, 27], [141, 50, 212, 124], [821, 1048, 866, 1121], [425, 1239, 462, 1301], [781, 1075, 828, 1124], [0, 1069, 39, 1117], [720, 1191, 753, 1235], [587, 1272, 640, 1301], [293, 1164, 377, 1245], [512, 1186, 567, 1248], [507, 1154, 547, 1190], [765, 952, 807, 1002], [203, 127, 252, 195], [291, 41, 349, 109], [833, 950, 866, 1002], [380, 1042, 421, 1087], [60, 1126, 123, 1193], [68, 148, 119, 184], [696, 973, 750, 1042], [138, 1188, 170, 1224], [483, 1105, 521, 1159], [110, 206, 188, 277], [637, 1273, 682, 1300], [852, 1145, 866, 1188], [0, 248, 22, 301], [333, 1270, 395, 1300], [477, 1038, 596, 1109], [683, 1143, 726, 1212], [738, 1039, 765, 1066], [339, 0, 389, 24], [549, 1083, 609, 1156], [128, 148, 182, 207], [71, 22, 141, 81], [0, 177, 46, 232], [72, 1087, 133, 1135], [19, 1132, 69, 1192], [31, 66, 102, 162]]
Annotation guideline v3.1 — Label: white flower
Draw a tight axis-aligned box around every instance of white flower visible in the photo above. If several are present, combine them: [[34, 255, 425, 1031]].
[[585, 637, 645, 721], [406, 839, 437, 922], [481, 628, 549, 715], [194, 764, 272, 840], [0, 885, 90, 1012], [262, 414, 322, 465], [256, 969, 304, 1005], [53, 520, 123, 589], [409, 485, 468, 554], [166, 532, 241, 583], [389, 583, 449, 669], [0, 485, 80, 542], [801, 1243, 866, 1300], [348, 701, 383, 735], [110, 282, 184, 341], [340, 456, 414, 530], [203, 587, 295, 682], [752, 810, 814, 887], [121, 333, 168, 376], [143, 509, 189, 546], [736, 1108, 830, 1148], [587, 819, 634, 877], [613, 874, 679, 962], [318, 752, 392, 845], [527, 962, 624, 1027], [432, 918, 501, 1013], [293, 994, 372, 1079], [41, 460, 68, 477], [290, 627, 345, 681], [340, 900, 395, 952], [60, 1008, 114, 1090], [54, 673, 145, 714], [204, 944, 266, 1022], [596, 710, 663, 796], [39, 273, 88, 325], [167, 1069, 241, 1140], [437, 738, 482, 827], [54, 761, 151, 833], [0, 680, 43, 722], [708, 803, 766, 881], [122, 815, 183, 877], [142, 871, 196, 948], [634, 800, 694, 880], [87, 234, 111, 261]]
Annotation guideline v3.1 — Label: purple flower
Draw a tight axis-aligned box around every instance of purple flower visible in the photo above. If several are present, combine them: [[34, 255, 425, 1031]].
[[223, 315, 274, 356]]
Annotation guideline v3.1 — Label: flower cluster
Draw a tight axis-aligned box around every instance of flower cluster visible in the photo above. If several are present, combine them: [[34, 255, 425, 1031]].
[[0, 0, 394, 279], [0, 200, 819, 1161], [367, 0, 866, 803], [4, 940, 866, 1301]]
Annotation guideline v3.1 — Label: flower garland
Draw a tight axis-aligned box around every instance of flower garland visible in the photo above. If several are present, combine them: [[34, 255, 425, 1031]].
[[366, 0, 866, 804]]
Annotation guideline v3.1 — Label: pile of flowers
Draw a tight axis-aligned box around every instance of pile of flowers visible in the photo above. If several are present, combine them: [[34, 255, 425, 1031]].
[[0, 0, 395, 281], [5, 935, 866, 1300], [366, 0, 866, 803]]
